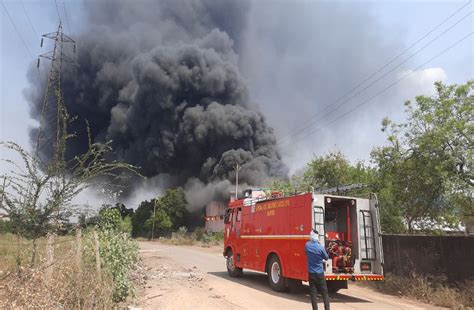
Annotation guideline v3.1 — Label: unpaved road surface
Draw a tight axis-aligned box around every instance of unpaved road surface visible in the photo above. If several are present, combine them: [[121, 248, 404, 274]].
[[136, 242, 442, 309]]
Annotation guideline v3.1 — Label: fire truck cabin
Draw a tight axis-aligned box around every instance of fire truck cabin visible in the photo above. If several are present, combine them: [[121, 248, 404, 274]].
[[223, 189, 384, 292]]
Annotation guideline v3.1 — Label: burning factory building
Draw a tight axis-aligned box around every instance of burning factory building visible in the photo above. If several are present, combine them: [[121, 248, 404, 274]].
[[204, 201, 227, 233]]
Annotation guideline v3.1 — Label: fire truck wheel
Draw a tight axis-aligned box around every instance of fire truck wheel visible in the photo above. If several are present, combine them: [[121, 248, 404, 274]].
[[226, 250, 243, 277], [268, 255, 286, 292]]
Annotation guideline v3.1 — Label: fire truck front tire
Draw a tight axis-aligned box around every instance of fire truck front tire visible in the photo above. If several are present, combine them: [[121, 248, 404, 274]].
[[268, 255, 287, 292], [226, 250, 243, 277]]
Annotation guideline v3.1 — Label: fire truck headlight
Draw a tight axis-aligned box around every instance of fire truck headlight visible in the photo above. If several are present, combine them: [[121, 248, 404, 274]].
[[326, 197, 331, 203]]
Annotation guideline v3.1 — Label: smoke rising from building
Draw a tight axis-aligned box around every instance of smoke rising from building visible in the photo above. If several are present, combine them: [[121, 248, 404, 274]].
[[26, 0, 406, 210], [26, 0, 287, 209]]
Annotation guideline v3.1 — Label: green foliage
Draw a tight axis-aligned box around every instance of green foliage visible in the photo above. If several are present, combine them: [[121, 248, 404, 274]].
[[268, 152, 374, 198], [0, 220, 12, 234], [302, 151, 374, 193], [98, 208, 122, 231], [132, 188, 189, 238], [131, 200, 153, 237], [266, 178, 299, 196], [176, 226, 188, 237], [95, 207, 138, 301], [191, 227, 206, 241], [372, 80, 473, 232], [119, 216, 132, 234], [97, 228, 138, 302]]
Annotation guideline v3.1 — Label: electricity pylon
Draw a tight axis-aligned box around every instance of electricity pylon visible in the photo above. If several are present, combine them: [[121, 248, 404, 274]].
[[35, 22, 75, 172]]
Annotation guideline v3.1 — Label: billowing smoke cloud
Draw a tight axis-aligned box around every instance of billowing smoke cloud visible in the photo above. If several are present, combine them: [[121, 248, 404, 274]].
[[27, 0, 407, 210], [27, 0, 287, 207]]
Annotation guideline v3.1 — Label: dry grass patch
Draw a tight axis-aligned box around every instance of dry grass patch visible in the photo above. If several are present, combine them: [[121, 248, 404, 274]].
[[364, 273, 474, 309]]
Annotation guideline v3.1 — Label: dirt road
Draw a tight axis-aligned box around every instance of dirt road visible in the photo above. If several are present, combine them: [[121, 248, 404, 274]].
[[136, 242, 442, 309]]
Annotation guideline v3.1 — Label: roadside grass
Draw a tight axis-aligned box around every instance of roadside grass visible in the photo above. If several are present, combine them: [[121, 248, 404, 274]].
[[0, 229, 141, 308], [153, 227, 224, 247], [363, 272, 474, 309], [0, 233, 114, 308]]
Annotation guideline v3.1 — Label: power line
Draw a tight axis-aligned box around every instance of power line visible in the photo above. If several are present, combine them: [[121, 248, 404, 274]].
[[278, 0, 473, 145], [289, 32, 473, 147], [1, 2, 34, 59], [1, 1, 47, 87], [63, 1, 71, 33], [54, 0, 62, 23], [19, 0, 39, 40]]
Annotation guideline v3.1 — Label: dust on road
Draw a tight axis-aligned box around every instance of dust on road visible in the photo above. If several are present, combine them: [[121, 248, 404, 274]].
[[135, 242, 443, 310]]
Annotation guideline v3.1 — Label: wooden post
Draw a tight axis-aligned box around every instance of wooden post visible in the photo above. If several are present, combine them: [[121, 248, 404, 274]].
[[45, 233, 55, 285], [93, 230, 101, 281], [76, 228, 82, 273]]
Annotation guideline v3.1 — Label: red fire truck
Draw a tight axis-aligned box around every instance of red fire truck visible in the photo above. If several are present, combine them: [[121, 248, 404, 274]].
[[223, 189, 384, 292]]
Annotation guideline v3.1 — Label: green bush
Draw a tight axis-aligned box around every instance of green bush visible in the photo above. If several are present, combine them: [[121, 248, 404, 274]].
[[96, 208, 139, 302], [98, 229, 138, 302], [119, 216, 132, 235], [0, 220, 12, 234], [176, 226, 188, 237], [98, 208, 121, 231], [191, 227, 205, 241]]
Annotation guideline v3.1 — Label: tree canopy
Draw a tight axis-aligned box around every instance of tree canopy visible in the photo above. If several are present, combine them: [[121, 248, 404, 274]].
[[372, 80, 473, 233], [132, 188, 188, 238]]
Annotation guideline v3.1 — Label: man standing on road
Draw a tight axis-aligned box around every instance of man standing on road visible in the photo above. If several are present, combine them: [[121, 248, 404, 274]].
[[305, 230, 330, 310]]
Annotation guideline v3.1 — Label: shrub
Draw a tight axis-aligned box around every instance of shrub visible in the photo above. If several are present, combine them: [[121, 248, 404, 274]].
[[0, 220, 12, 234], [119, 216, 133, 235], [97, 229, 138, 302], [96, 209, 139, 301], [365, 273, 473, 309], [98, 208, 122, 231], [191, 227, 206, 241], [176, 226, 188, 237]]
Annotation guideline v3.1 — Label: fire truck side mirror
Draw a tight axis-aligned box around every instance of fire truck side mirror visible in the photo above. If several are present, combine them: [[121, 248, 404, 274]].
[[224, 209, 231, 224]]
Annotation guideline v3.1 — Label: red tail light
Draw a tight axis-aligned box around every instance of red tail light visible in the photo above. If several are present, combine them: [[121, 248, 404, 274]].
[[360, 262, 371, 271]]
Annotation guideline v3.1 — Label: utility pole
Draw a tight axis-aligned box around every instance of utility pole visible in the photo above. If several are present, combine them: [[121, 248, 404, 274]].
[[234, 164, 241, 200], [36, 22, 75, 172], [151, 198, 157, 241]]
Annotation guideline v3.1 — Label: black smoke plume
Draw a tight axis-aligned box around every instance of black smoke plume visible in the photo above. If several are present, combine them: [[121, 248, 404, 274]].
[[27, 0, 287, 206]]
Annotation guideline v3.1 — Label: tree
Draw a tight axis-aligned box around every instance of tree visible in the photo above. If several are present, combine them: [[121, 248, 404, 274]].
[[132, 188, 189, 238], [131, 200, 153, 237], [0, 137, 137, 263], [157, 188, 188, 230], [267, 152, 374, 200], [301, 151, 375, 196], [372, 80, 473, 233]]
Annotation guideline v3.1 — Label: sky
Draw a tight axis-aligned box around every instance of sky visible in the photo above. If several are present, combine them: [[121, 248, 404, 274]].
[[0, 0, 473, 205]]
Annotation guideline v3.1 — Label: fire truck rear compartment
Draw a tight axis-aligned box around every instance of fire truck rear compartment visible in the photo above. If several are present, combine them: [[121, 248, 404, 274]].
[[324, 197, 358, 274]]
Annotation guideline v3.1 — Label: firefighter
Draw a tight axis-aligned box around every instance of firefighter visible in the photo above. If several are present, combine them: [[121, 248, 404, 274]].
[[305, 230, 330, 310]]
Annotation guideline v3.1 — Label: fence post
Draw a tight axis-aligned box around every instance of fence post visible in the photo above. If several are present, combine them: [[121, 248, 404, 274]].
[[76, 228, 82, 273], [45, 233, 55, 285], [93, 230, 101, 281]]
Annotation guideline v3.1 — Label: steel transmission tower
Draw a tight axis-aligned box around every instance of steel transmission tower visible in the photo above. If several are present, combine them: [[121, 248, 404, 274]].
[[35, 22, 75, 172]]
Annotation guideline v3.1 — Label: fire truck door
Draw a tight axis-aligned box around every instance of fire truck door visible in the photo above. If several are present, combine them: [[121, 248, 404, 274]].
[[370, 199, 384, 275], [289, 204, 309, 278], [233, 207, 243, 266]]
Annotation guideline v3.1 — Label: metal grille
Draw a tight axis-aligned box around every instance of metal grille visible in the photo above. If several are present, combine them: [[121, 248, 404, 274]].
[[360, 210, 376, 260]]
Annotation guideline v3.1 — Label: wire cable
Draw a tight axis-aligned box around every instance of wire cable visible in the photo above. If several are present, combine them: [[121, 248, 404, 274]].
[[19, 0, 38, 40], [1, 2, 34, 59], [278, 1, 473, 145], [54, 0, 62, 23], [289, 32, 473, 147], [62, 1, 71, 34]]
